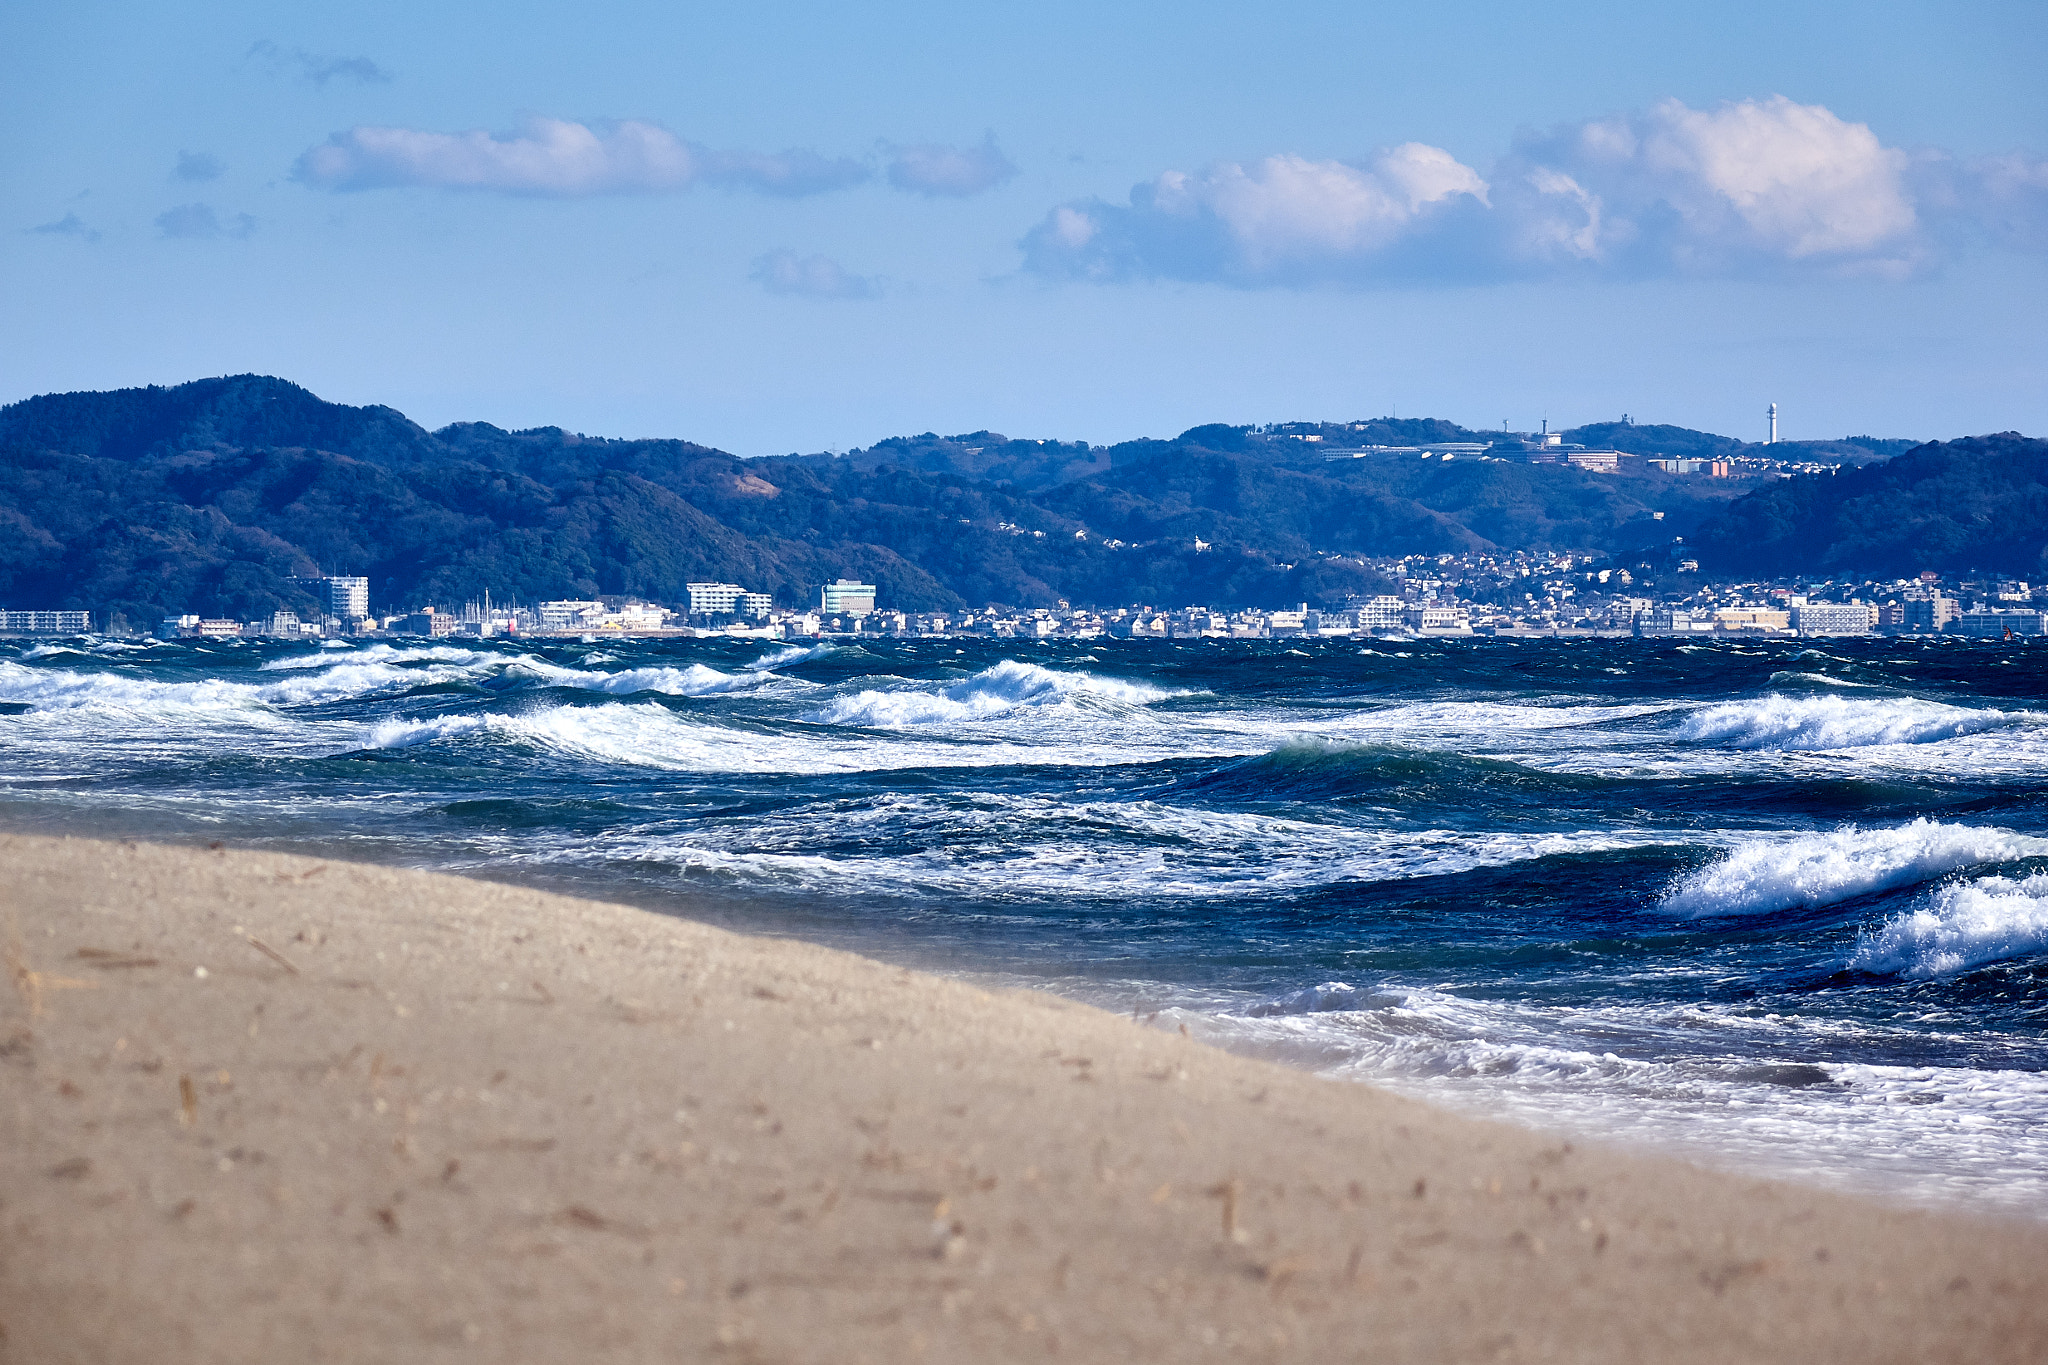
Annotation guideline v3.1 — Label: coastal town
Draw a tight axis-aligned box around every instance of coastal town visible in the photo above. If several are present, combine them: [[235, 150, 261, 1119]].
[[7, 554, 2043, 642]]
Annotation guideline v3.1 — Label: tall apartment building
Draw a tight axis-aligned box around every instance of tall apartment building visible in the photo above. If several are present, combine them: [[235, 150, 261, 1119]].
[[299, 575, 369, 620], [820, 579, 876, 615]]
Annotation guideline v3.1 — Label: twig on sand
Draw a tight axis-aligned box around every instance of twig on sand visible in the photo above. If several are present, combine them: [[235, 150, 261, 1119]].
[[246, 936, 300, 975], [1209, 1178, 1246, 1243]]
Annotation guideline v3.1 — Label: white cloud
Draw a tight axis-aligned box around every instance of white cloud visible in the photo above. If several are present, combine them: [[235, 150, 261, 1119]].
[[887, 136, 1017, 197], [292, 117, 869, 198], [1024, 96, 2045, 287], [156, 203, 255, 240], [1023, 144, 1487, 284], [750, 251, 881, 299], [1498, 96, 1922, 273], [294, 118, 698, 195]]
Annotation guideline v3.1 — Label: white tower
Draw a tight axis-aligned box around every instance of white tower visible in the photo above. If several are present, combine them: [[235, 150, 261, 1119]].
[[1767, 403, 1778, 445]]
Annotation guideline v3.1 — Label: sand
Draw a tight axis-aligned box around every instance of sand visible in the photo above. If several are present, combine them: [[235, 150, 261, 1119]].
[[3, 833, 2045, 1364]]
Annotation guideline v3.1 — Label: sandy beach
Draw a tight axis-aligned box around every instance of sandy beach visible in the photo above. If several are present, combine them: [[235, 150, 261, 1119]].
[[3, 833, 2045, 1364]]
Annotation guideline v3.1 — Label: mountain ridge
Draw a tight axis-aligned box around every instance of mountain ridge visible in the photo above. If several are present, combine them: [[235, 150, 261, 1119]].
[[0, 374, 2024, 625]]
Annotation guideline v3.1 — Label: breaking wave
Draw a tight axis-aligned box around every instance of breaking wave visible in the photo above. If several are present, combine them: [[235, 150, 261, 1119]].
[[1849, 874, 2048, 978], [1242, 982, 1386, 1016], [1678, 695, 2024, 749], [748, 643, 850, 670], [509, 657, 780, 697], [808, 659, 1179, 727], [1659, 820, 2048, 918], [0, 658, 469, 713], [260, 644, 489, 671]]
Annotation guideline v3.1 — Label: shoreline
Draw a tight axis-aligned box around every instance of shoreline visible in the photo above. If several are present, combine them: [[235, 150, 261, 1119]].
[[5, 834, 2047, 1363], [5, 810, 2044, 1223]]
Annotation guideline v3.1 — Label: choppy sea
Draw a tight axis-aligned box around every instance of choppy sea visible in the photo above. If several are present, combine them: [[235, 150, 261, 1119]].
[[5, 634, 2047, 1215]]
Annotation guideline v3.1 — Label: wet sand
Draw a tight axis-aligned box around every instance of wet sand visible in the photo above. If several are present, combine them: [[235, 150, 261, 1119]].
[[4, 833, 2045, 1363]]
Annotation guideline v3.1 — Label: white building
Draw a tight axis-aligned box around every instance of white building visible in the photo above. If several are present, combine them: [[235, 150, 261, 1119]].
[[1406, 605, 1472, 634], [686, 583, 773, 618], [537, 600, 608, 631], [1352, 596, 1409, 631], [611, 603, 668, 631], [321, 576, 369, 620], [1792, 602, 1877, 636], [821, 579, 876, 615], [687, 582, 744, 614], [1, 608, 92, 634]]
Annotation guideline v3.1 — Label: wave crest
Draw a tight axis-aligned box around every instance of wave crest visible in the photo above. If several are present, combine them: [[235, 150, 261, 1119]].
[[809, 660, 1177, 727], [1850, 874, 2048, 977], [1679, 695, 2023, 750], [1659, 819, 2048, 918]]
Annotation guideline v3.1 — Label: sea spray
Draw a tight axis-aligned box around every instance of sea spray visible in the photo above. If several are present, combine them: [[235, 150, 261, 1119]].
[[808, 658, 1181, 726], [1659, 820, 2048, 918], [1850, 873, 2048, 977], [1679, 693, 2024, 749]]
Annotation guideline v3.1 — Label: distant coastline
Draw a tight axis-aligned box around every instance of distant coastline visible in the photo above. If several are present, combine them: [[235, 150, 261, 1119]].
[[5, 375, 2041, 642]]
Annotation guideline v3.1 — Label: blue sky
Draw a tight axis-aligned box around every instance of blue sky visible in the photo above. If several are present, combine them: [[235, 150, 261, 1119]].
[[5, 0, 2044, 453]]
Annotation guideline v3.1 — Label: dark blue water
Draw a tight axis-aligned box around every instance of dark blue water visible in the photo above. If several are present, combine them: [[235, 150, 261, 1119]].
[[5, 634, 2047, 1211]]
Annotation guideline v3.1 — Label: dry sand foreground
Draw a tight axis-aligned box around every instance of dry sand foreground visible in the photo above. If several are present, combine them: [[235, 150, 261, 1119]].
[[3, 835, 2046, 1364]]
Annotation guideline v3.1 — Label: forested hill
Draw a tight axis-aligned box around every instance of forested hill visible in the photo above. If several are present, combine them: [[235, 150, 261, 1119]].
[[0, 374, 1972, 625], [1688, 432, 2048, 578]]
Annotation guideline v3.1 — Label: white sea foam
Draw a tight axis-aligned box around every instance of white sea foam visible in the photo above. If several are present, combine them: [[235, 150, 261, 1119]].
[[0, 665, 262, 723], [593, 798, 1667, 902], [1679, 694, 2022, 749], [1659, 820, 2048, 918], [261, 644, 489, 671], [1849, 873, 2048, 977], [256, 661, 483, 705], [809, 659, 1179, 727], [0, 657, 477, 716], [365, 703, 887, 772], [748, 643, 843, 670], [365, 714, 493, 748], [1764, 670, 1878, 689], [263, 647, 783, 701], [1160, 988, 2048, 1213], [507, 656, 784, 697]]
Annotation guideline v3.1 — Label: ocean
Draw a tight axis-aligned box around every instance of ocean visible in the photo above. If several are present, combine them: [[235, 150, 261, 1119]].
[[5, 633, 2047, 1215]]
